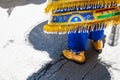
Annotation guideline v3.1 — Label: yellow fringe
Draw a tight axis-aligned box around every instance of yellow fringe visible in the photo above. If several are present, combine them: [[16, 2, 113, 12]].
[[45, 0, 120, 13], [44, 16, 120, 33], [52, 6, 119, 16]]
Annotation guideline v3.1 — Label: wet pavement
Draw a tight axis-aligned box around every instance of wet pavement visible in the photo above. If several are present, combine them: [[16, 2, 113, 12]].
[[27, 21, 111, 80]]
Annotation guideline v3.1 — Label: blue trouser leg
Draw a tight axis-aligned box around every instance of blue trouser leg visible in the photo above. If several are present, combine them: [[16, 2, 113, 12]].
[[68, 31, 89, 54], [89, 28, 104, 41], [68, 28, 104, 54]]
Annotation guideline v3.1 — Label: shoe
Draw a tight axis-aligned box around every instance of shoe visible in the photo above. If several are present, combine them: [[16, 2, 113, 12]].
[[92, 40, 103, 53], [62, 50, 85, 63]]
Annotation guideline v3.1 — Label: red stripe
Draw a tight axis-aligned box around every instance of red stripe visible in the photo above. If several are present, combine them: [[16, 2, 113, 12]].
[[96, 8, 116, 13]]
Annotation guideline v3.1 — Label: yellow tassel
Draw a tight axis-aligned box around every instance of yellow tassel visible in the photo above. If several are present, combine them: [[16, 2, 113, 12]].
[[44, 16, 120, 33], [45, 0, 120, 13]]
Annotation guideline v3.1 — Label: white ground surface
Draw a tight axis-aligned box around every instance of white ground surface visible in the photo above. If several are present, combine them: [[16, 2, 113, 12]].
[[100, 26, 120, 80], [0, 3, 52, 80], [0, 2, 120, 80]]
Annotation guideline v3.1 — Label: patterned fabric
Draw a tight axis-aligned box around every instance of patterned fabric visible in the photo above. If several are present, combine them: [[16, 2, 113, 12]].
[[44, 0, 120, 33]]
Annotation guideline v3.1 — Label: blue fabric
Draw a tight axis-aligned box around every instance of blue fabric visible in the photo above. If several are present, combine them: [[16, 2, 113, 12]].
[[68, 28, 104, 54], [70, 16, 82, 22]]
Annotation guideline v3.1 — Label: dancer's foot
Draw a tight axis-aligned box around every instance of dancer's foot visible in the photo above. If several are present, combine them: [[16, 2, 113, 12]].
[[62, 50, 85, 63], [92, 40, 103, 53]]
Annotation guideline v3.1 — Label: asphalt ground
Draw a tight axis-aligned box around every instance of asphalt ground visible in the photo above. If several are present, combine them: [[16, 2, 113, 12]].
[[27, 21, 110, 80], [0, 0, 46, 8]]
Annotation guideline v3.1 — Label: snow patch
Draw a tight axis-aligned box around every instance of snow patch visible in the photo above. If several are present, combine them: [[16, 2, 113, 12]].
[[0, 3, 52, 80], [99, 26, 120, 80]]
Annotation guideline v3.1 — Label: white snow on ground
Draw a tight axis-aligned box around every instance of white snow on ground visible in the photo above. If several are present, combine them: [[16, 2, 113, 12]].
[[0, 3, 52, 80], [99, 25, 120, 80], [0, 2, 120, 80]]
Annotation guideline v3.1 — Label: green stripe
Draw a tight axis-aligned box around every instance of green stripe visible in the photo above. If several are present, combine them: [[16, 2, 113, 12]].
[[97, 11, 120, 19], [115, 11, 120, 15]]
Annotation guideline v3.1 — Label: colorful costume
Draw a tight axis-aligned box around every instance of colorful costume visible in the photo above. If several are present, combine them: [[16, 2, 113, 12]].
[[44, 0, 120, 63]]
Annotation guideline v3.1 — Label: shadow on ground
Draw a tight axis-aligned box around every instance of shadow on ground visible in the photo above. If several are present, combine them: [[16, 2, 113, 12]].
[[27, 21, 111, 80], [0, 0, 46, 8], [0, 0, 46, 16]]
